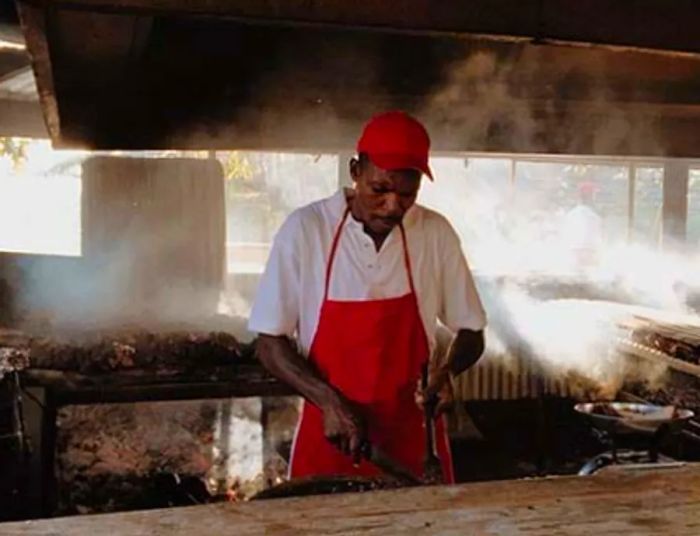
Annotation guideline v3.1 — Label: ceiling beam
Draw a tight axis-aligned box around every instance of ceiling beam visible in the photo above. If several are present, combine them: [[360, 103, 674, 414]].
[[14, 2, 700, 154], [39, 0, 700, 56], [15, 1, 59, 140]]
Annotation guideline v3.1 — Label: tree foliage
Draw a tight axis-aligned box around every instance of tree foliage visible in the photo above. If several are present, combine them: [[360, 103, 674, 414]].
[[0, 137, 29, 170], [220, 151, 258, 181]]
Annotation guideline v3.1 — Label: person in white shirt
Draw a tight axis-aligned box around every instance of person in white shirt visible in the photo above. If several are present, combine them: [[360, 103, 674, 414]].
[[562, 181, 604, 269], [249, 111, 486, 482]]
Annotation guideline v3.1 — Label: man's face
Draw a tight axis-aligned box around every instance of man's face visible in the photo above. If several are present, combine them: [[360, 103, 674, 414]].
[[350, 156, 422, 236]]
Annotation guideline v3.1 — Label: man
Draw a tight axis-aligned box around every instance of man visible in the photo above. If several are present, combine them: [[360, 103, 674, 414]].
[[561, 181, 603, 270], [249, 111, 486, 482]]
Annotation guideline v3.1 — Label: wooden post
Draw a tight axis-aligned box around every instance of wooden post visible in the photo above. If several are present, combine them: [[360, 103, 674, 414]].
[[337, 152, 354, 189], [627, 163, 636, 243], [0, 254, 15, 326], [662, 160, 689, 251], [22, 386, 57, 518]]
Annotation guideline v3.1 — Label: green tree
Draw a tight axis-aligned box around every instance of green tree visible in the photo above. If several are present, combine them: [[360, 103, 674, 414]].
[[0, 137, 29, 171], [220, 151, 258, 181]]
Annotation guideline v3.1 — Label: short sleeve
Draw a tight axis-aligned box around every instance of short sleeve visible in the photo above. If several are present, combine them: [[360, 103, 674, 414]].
[[438, 222, 487, 332], [248, 212, 302, 337]]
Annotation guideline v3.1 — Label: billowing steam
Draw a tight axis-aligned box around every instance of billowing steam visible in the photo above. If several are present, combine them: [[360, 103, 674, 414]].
[[421, 156, 699, 391], [414, 46, 698, 391]]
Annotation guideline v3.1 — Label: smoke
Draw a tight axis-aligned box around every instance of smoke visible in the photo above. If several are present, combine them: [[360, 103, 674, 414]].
[[479, 278, 677, 395], [413, 44, 700, 393], [7, 35, 695, 395], [425, 50, 539, 153], [8, 154, 246, 338], [14, 236, 246, 337], [421, 149, 700, 390], [422, 45, 663, 156], [420, 153, 700, 392], [11, 152, 342, 341]]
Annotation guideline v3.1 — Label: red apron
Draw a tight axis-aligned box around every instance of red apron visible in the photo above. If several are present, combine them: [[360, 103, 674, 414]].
[[289, 208, 454, 482]]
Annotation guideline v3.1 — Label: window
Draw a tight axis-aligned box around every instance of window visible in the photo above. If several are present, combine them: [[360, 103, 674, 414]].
[[420, 157, 630, 273], [0, 139, 84, 256], [223, 152, 338, 275], [222, 151, 338, 309]]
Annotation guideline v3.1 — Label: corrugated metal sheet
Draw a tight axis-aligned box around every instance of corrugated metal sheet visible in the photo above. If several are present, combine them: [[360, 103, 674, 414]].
[[454, 352, 578, 401]]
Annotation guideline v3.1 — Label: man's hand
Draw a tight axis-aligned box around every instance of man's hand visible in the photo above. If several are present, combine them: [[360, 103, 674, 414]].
[[415, 362, 454, 416], [256, 335, 368, 462], [413, 328, 485, 416], [320, 393, 367, 463]]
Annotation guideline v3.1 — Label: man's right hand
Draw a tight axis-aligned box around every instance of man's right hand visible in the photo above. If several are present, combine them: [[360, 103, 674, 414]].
[[255, 335, 368, 462], [320, 394, 367, 463]]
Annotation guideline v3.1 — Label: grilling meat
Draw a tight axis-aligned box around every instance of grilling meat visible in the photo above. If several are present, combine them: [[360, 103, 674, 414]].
[[631, 328, 700, 365], [2, 329, 251, 374]]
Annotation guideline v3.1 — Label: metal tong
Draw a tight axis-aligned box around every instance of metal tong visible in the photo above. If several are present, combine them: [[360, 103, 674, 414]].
[[363, 363, 444, 485], [421, 362, 444, 484]]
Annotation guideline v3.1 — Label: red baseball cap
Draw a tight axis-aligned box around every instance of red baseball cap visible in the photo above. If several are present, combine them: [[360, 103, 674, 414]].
[[578, 181, 600, 196], [356, 111, 434, 180]]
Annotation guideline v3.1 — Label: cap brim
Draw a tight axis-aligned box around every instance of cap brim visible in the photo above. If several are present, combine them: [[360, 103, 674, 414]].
[[368, 153, 434, 181]]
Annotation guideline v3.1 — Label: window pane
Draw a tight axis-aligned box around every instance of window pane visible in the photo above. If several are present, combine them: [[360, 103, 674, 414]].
[[224, 152, 337, 275], [515, 162, 629, 242], [421, 158, 631, 273], [223, 152, 338, 309], [0, 139, 83, 256]]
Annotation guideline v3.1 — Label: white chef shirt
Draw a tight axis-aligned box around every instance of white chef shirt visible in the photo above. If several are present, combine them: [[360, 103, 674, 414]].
[[248, 189, 486, 357], [562, 204, 603, 250]]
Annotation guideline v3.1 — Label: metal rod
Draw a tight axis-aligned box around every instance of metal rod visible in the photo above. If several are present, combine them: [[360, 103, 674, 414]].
[[421, 362, 442, 483]]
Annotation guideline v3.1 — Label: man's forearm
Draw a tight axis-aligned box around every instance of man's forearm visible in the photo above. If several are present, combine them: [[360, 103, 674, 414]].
[[256, 334, 341, 408], [448, 329, 485, 376]]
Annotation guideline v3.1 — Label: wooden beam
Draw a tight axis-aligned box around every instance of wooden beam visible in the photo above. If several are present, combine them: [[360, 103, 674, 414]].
[[81, 156, 226, 318], [21, 366, 294, 405], [15, 2, 60, 141], [3, 464, 700, 534], [52, 99, 700, 157], [41, 0, 700, 56]]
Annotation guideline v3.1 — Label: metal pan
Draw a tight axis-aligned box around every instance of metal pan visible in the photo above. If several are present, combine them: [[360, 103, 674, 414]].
[[575, 402, 694, 435]]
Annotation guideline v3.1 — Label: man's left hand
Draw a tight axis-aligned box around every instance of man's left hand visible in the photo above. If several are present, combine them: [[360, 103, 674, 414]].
[[414, 362, 454, 416]]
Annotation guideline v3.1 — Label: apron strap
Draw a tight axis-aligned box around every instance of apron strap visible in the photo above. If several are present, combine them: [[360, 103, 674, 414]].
[[398, 224, 417, 296], [323, 208, 351, 301], [324, 206, 418, 300]]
